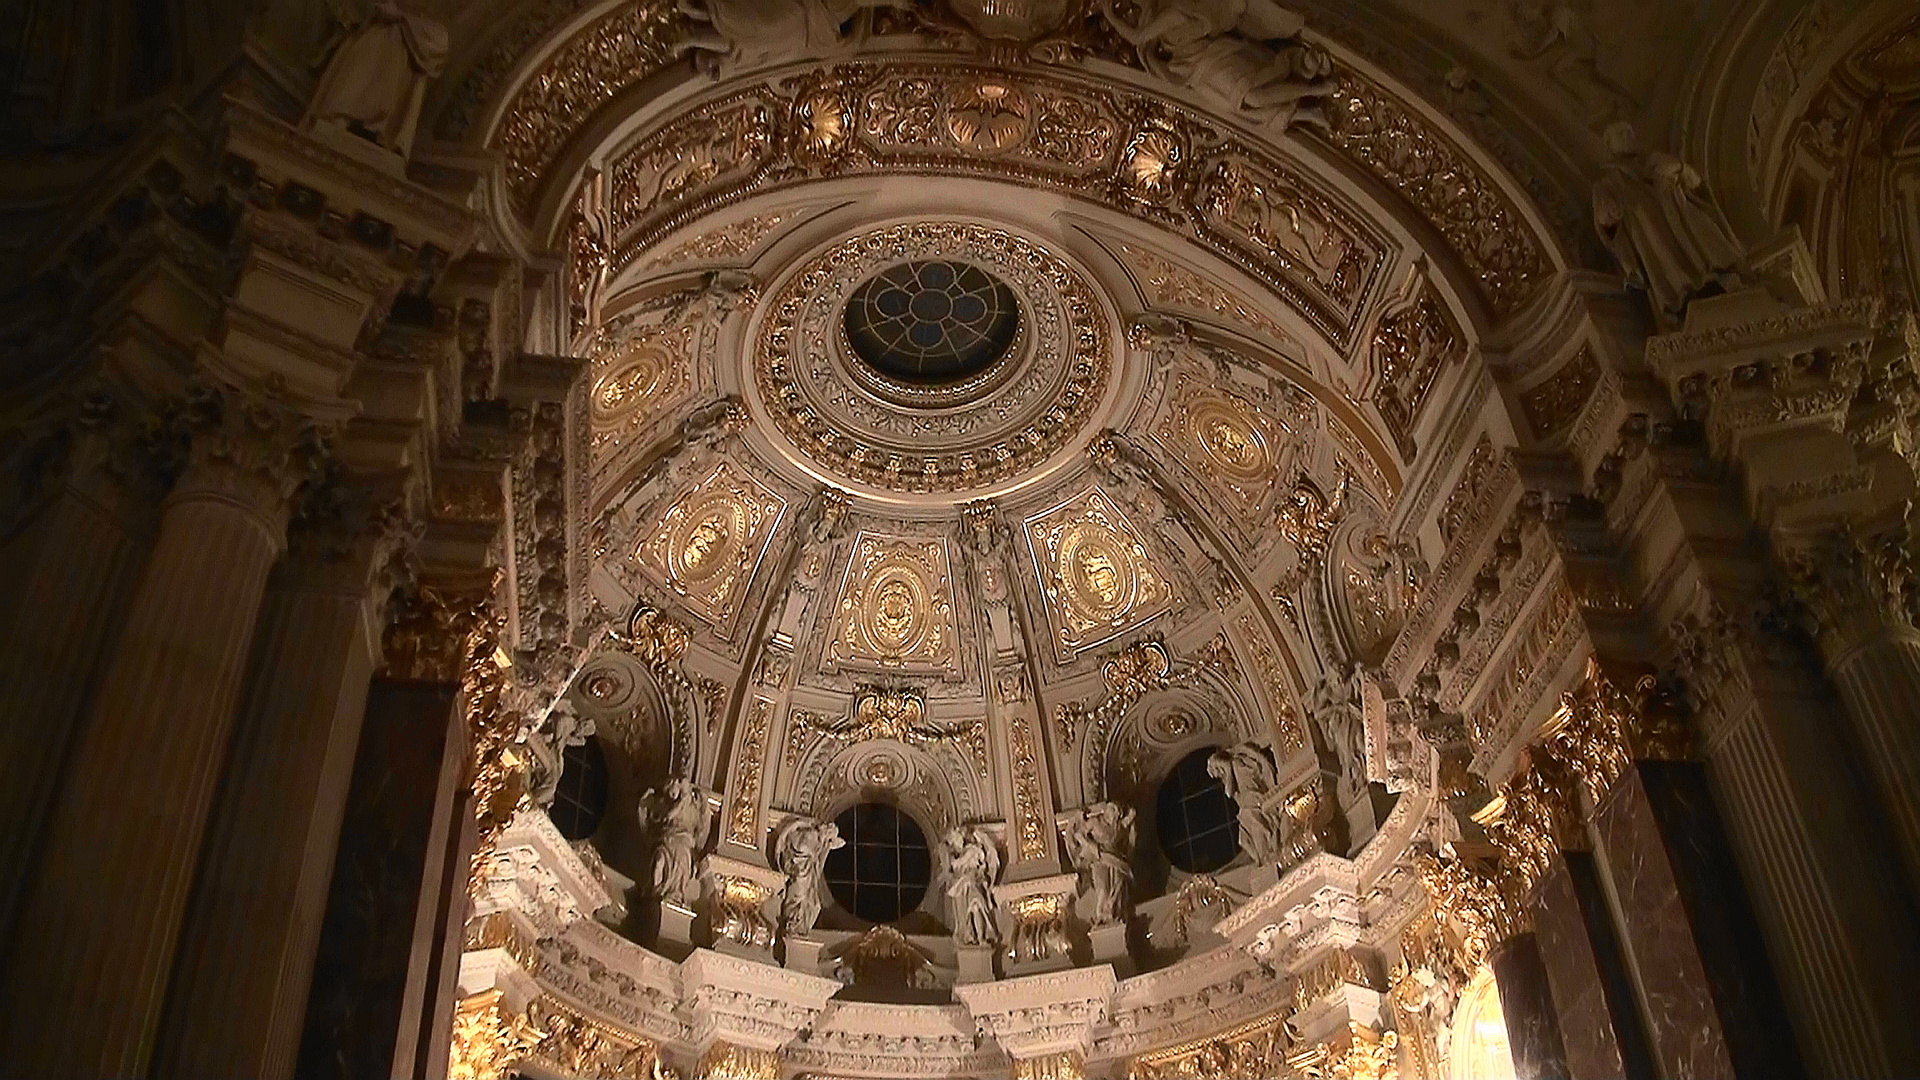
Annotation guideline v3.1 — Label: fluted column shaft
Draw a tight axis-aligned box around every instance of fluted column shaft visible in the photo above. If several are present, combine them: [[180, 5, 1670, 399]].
[[153, 529, 389, 1079], [0, 464, 154, 943], [1819, 626, 1920, 900], [0, 406, 302, 1078]]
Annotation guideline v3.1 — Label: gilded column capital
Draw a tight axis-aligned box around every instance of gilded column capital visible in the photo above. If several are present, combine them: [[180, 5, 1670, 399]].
[[379, 571, 500, 684]]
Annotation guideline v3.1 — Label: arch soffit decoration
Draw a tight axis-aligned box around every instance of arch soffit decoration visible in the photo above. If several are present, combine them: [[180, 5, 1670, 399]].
[[430, 1, 1569, 350]]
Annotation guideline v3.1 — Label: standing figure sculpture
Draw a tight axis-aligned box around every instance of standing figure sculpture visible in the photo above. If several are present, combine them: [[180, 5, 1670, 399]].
[[1311, 666, 1369, 806], [775, 817, 845, 937], [305, 0, 449, 157], [938, 825, 1001, 946], [1592, 121, 1748, 323], [1207, 739, 1285, 862], [525, 700, 596, 809], [645, 779, 710, 906], [1064, 802, 1136, 925], [1099, 0, 1334, 131]]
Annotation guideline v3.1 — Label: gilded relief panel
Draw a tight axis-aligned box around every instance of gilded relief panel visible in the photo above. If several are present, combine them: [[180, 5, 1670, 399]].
[[1025, 488, 1175, 660], [635, 461, 786, 627], [1151, 370, 1314, 547], [1370, 282, 1467, 460], [586, 317, 695, 466], [827, 532, 962, 676], [600, 65, 1396, 344], [1194, 155, 1378, 347]]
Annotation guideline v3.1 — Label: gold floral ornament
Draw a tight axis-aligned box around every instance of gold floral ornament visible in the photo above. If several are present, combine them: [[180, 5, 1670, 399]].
[[636, 460, 785, 625], [1028, 488, 1175, 657], [829, 534, 962, 673]]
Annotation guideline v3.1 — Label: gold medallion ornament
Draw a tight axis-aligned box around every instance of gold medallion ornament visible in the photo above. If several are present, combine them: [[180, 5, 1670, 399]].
[[636, 461, 785, 625], [1153, 371, 1312, 541], [1026, 488, 1175, 657], [829, 534, 961, 673], [588, 325, 693, 462]]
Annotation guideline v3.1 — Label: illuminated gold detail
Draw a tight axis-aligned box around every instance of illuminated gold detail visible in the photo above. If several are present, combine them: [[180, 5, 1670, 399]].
[[589, 324, 693, 457], [1127, 1009, 1291, 1079], [1116, 243, 1294, 347], [496, 3, 682, 209], [1323, 73, 1550, 315], [636, 461, 785, 625], [1008, 712, 1047, 861], [1027, 488, 1174, 657], [1233, 613, 1307, 754], [1370, 281, 1467, 460], [640, 211, 794, 271], [945, 79, 1034, 151], [830, 535, 960, 672], [449, 989, 661, 1080], [698, 1042, 779, 1080], [755, 220, 1109, 493], [1014, 1051, 1086, 1080], [726, 697, 775, 847]]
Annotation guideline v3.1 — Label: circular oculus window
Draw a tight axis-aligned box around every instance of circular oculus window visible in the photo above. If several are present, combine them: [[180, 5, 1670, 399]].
[[843, 260, 1020, 387]]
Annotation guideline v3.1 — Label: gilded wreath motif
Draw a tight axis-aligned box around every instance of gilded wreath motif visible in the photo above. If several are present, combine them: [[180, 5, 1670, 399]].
[[829, 534, 961, 673], [1026, 488, 1175, 656], [636, 461, 785, 625]]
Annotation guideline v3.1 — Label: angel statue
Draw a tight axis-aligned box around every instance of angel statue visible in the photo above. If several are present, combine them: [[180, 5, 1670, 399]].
[[1207, 739, 1285, 861], [644, 779, 710, 906], [775, 817, 846, 937], [1063, 802, 1136, 925], [1098, 0, 1335, 131], [937, 825, 1002, 946]]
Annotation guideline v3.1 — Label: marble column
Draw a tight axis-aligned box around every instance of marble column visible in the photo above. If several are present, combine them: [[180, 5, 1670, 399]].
[[296, 675, 469, 1080], [0, 391, 309, 1078], [152, 488, 406, 1080], [1591, 761, 1804, 1080], [0, 447, 155, 944], [1531, 852, 1656, 1080], [1490, 933, 1570, 1080]]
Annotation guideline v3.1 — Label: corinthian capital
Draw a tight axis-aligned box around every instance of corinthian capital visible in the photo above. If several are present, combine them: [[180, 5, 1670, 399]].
[[1780, 514, 1919, 661], [162, 378, 336, 533]]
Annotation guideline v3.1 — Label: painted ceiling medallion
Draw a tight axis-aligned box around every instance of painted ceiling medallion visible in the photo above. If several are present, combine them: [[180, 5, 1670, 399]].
[[1026, 488, 1175, 658], [829, 533, 961, 674], [636, 461, 785, 625], [754, 221, 1113, 494]]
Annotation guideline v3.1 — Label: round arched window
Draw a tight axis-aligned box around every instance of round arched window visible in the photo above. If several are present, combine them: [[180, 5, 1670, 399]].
[[1155, 747, 1238, 874], [823, 803, 933, 924], [548, 735, 609, 841]]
